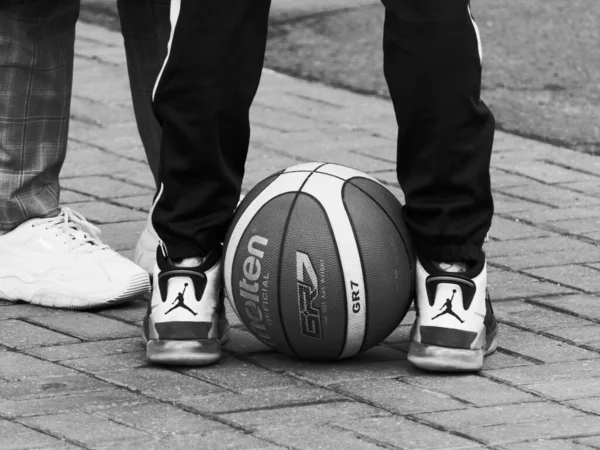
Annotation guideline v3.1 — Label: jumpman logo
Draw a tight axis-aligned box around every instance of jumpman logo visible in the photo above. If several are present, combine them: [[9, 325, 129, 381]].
[[165, 283, 197, 316], [431, 289, 464, 323]]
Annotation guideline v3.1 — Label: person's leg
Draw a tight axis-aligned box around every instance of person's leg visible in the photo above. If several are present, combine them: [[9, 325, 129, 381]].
[[381, 0, 496, 371], [144, 0, 271, 365], [118, 0, 171, 273], [117, 0, 170, 187], [0, 0, 150, 309], [0, 0, 79, 231]]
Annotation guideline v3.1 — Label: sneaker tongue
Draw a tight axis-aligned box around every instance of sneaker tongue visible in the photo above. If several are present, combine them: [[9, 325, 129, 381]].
[[434, 261, 468, 273]]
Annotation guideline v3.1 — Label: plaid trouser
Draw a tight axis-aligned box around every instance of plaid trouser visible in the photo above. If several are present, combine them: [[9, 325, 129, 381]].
[[0, 0, 168, 230]]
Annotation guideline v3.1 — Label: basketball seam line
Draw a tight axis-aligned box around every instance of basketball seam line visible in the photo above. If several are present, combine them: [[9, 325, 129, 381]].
[[276, 162, 328, 358]]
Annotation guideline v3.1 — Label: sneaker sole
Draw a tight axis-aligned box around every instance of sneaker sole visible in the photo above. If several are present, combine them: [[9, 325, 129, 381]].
[[407, 334, 499, 372], [0, 272, 150, 310], [146, 339, 222, 366]]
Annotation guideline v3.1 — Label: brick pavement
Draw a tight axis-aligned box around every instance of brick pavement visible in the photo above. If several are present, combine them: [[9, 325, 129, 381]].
[[2, 21, 600, 450]]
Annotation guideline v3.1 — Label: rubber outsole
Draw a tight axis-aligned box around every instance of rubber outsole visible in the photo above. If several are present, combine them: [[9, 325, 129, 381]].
[[0, 272, 150, 310], [407, 333, 499, 372], [146, 339, 222, 366]]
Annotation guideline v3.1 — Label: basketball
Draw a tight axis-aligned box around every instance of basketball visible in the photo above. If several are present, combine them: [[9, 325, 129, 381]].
[[223, 162, 415, 361]]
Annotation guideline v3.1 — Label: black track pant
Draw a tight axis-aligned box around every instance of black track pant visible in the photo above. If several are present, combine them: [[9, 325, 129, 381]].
[[152, 0, 495, 263]]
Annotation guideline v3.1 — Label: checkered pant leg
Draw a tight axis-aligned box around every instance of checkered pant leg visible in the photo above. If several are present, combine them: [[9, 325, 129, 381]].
[[0, 1, 79, 230]]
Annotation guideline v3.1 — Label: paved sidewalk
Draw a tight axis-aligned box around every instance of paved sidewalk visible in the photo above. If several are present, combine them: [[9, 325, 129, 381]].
[[2, 21, 600, 450]]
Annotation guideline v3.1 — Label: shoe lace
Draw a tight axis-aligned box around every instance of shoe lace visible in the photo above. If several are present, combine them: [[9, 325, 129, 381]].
[[32, 207, 109, 252]]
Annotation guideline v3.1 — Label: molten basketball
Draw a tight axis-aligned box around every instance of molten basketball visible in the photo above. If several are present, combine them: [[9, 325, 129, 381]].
[[223, 162, 415, 361]]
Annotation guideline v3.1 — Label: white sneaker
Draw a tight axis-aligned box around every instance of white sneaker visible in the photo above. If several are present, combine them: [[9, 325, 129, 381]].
[[143, 247, 229, 366], [133, 208, 158, 275], [0, 208, 150, 309], [134, 195, 245, 275], [407, 257, 498, 372]]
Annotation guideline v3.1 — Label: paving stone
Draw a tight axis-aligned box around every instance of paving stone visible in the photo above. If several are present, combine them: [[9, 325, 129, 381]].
[[534, 294, 600, 321], [60, 188, 96, 204], [481, 351, 536, 370], [335, 416, 480, 449], [490, 168, 536, 189], [493, 246, 600, 269], [179, 354, 297, 393], [0, 374, 116, 401], [0, 419, 76, 450], [25, 337, 143, 362], [492, 192, 550, 214], [541, 324, 600, 346], [573, 437, 600, 449], [257, 425, 386, 450], [0, 319, 80, 349], [0, 352, 76, 381], [61, 175, 151, 199], [331, 378, 466, 415], [495, 161, 596, 185], [97, 220, 147, 251], [249, 346, 413, 385], [498, 324, 600, 363], [112, 194, 154, 211], [458, 415, 600, 446], [61, 351, 148, 373], [486, 235, 596, 259], [28, 312, 140, 341], [180, 386, 346, 414], [501, 440, 591, 450], [524, 377, 600, 401], [0, 304, 64, 320], [222, 401, 388, 431], [489, 217, 555, 241], [405, 373, 537, 406], [419, 402, 592, 447], [566, 397, 600, 414], [499, 184, 600, 209], [495, 301, 593, 330], [487, 270, 576, 301], [223, 327, 275, 355], [486, 360, 600, 385], [524, 265, 600, 293], [512, 205, 600, 224], [0, 389, 147, 419], [93, 430, 281, 450], [61, 145, 146, 178], [99, 299, 147, 325], [94, 402, 230, 436], [21, 411, 150, 447], [547, 216, 600, 234], [96, 367, 228, 401], [65, 200, 146, 224]]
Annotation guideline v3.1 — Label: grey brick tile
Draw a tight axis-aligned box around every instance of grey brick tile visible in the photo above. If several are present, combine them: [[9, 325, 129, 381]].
[[28, 312, 140, 341], [179, 386, 346, 414], [96, 367, 228, 401], [487, 270, 576, 300], [486, 359, 600, 385], [257, 425, 387, 450], [0, 320, 80, 349], [335, 416, 481, 449], [0, 374, 116, 401], [0, 419, 77, 450], [403, 374, 537, 406], [524, 265, 600, 292], [332, 378, 466, 415], [24, 337, 142, 362], [0, 352, 77, 381], [249, 346, 412, 385], [222, 401, 388, 431], [0, 390, 147, 419], [20, 411, 149, 447], [498, 324, 600, 363], [94, 402, 230, 436]]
